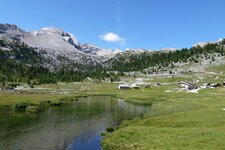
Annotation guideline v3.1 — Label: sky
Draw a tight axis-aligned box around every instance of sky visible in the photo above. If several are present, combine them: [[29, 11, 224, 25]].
[[1, 0, 225, 50]]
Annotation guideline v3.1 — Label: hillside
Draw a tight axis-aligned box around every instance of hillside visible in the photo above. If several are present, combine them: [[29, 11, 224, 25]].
[[1, 23, 225, 83], [106, 40, 225, 74], [0, 23, 104, 69], [0, 38, 106, 83]]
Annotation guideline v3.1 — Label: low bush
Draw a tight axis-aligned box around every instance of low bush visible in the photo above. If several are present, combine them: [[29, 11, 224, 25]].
[[14, 102, 30, 112], [50, 100, 63, 106], [106, 127, 114, 133]]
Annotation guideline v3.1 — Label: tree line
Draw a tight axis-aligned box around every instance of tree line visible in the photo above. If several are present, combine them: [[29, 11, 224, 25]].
[[107, 42, 225, 72], [0, 38, 224, 84]]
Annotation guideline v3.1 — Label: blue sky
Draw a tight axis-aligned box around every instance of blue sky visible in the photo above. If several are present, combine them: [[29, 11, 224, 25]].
[[1, 0, 225, 50]]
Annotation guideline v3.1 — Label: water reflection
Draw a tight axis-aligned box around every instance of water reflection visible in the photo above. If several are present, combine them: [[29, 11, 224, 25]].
[[0, 96, 151, 150]]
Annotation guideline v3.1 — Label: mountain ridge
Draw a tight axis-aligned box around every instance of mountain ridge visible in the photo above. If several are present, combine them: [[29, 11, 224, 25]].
[[0, 23, 106, 71], [1, 23, 225, 83]]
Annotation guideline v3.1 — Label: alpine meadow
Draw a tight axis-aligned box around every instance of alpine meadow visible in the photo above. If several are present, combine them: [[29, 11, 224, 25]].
[[1, 0, 225, 150]]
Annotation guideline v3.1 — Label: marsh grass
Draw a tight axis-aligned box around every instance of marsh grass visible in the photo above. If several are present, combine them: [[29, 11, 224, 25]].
[[124, 99, 152, 106], [0, 93, 65, 106], [101, 84, 225, 150], [50, 100, 63, 106], [1, 74, 225, 149], [13, 102, 30, 112]]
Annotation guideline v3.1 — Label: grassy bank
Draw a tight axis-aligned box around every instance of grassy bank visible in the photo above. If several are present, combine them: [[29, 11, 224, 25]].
[[0, 93, 65, 107], [0, 82, 115, 107], [101, 87, 225, 149]]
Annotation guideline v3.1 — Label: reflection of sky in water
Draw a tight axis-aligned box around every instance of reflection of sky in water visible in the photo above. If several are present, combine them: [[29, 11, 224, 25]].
[[0, 96, 151, 150], [67, 134, 101, 150]]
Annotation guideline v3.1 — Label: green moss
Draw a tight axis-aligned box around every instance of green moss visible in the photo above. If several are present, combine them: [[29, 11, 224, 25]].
[[50, 100, 63, 106]]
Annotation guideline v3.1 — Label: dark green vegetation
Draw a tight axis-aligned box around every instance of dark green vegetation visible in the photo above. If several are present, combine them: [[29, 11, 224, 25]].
[[13, 102, 30, 112], [106, 127, 114, 133], [13, 102, 40, 113], [0, 39, 108, 84], [107, 41, 225, 72], [1, 38, 225, 84], [50, 100, 63, 106]]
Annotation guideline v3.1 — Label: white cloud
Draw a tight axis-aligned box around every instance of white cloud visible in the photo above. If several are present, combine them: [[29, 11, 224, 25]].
[[99, 32, 125, 44]]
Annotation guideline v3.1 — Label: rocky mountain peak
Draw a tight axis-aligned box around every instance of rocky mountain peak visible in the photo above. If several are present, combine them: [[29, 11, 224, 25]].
[[0, 23, 25, 40], [0, 23, 21, 31], [30, 27, 80, 48], [0, 23, 112, 56]]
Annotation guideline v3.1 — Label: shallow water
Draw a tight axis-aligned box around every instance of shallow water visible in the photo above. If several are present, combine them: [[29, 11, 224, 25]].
[[0, 96, 151, 150]]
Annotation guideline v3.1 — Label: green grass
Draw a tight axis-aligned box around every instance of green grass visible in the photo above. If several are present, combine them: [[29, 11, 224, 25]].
[[1, 74, 225, 149], [0, 93, 65, 106], [101, 85, 225, 150], [149, 77, 192, 84], [62, 80, 225, 149], [206, 64, 225, 73]]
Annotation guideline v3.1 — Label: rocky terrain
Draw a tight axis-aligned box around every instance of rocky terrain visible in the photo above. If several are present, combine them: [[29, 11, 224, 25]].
[[0, 23, 105, 70]]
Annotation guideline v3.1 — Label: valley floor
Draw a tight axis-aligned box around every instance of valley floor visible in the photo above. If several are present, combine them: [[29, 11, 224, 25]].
[[1, 67, 225, 149], [101, 85, 225, 150]]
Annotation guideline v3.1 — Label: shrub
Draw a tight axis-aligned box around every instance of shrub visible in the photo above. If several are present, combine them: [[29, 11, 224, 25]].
[[50, 100, 63, 106], [14, 102, 29, 112], [106, 127, 114, 133]]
